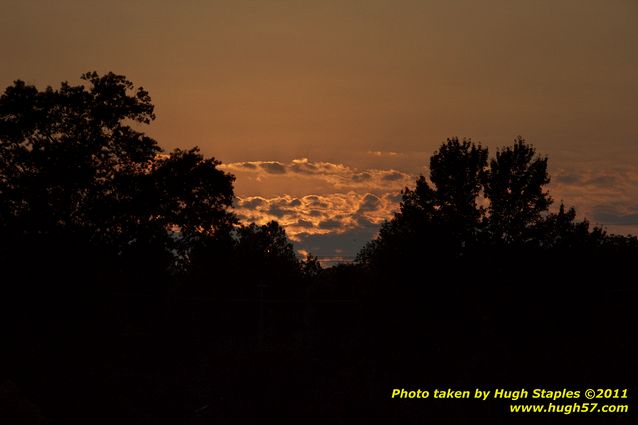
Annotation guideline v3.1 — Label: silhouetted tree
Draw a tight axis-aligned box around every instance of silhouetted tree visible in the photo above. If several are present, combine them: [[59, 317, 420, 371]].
[[483, 136, 552, 245], [357, 136, 625, 280], [429, 137, 488, 233], [0, 72, 241, 425], [300, 252, 322, 280], [0, 72, 157, 234], [232, 221, 302, 295], [358, 138, 487, 271], [534, 203, 599, 249], [0, 72, 236, 276]]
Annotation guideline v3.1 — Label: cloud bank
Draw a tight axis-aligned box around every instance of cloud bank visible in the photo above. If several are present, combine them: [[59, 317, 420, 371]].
[[551, 165, 638, 236], [221, 157, 638, 260]]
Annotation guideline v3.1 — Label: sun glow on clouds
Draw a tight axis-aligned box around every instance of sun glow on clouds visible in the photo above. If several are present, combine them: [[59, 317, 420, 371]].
[[220, 158, 412, 257], [234, 192, 399, 241], [221, 158, 414, 194], [220, 154, 638, 258]]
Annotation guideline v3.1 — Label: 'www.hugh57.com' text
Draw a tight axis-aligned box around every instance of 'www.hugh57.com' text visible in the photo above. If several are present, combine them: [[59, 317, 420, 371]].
[[390, 388, 630, 415]]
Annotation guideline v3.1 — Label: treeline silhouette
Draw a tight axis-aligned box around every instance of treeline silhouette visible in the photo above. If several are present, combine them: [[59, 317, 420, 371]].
[[1, 73, 636, 424]]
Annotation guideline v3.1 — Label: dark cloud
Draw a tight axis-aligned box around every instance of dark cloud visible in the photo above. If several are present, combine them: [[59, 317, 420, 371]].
[[289, 161, 318, 174], [352, 213, 376, 227], [554, 169, 627, 189], [352, 172, 371, 182], [382, 171, 404, 181], [296, 219, 315, 228], [584, 175, 618, 187], [259, 162, 287, 174], [235, 212, 259, 222], [294, 223, 380, 258], [591, 206, 638, 225], [304, 195, 329, 208], [318, 219, 343, 229], [384, 192, 403, 204], [239, 197, 266, 209], [240, 162, 257, 169], [266, 204, 288, 218], [358, 193, 381, 212]]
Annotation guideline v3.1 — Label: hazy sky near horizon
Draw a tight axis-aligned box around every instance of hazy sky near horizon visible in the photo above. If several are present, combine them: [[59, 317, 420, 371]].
[[3, 0, 638, 259]]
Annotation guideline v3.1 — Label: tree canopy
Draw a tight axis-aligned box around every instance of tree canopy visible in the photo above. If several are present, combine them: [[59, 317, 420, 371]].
[[483, 136, 552, 245], [0, 72, 238, 275], [357, 137, 613, 277]]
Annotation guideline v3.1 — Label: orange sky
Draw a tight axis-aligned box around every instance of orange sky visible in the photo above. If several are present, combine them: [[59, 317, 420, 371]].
[[3, 0, 637, 259]]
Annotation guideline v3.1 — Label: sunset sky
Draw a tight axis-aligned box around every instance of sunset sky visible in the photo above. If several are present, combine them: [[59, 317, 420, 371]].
[[3, 0, 637, 261]]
